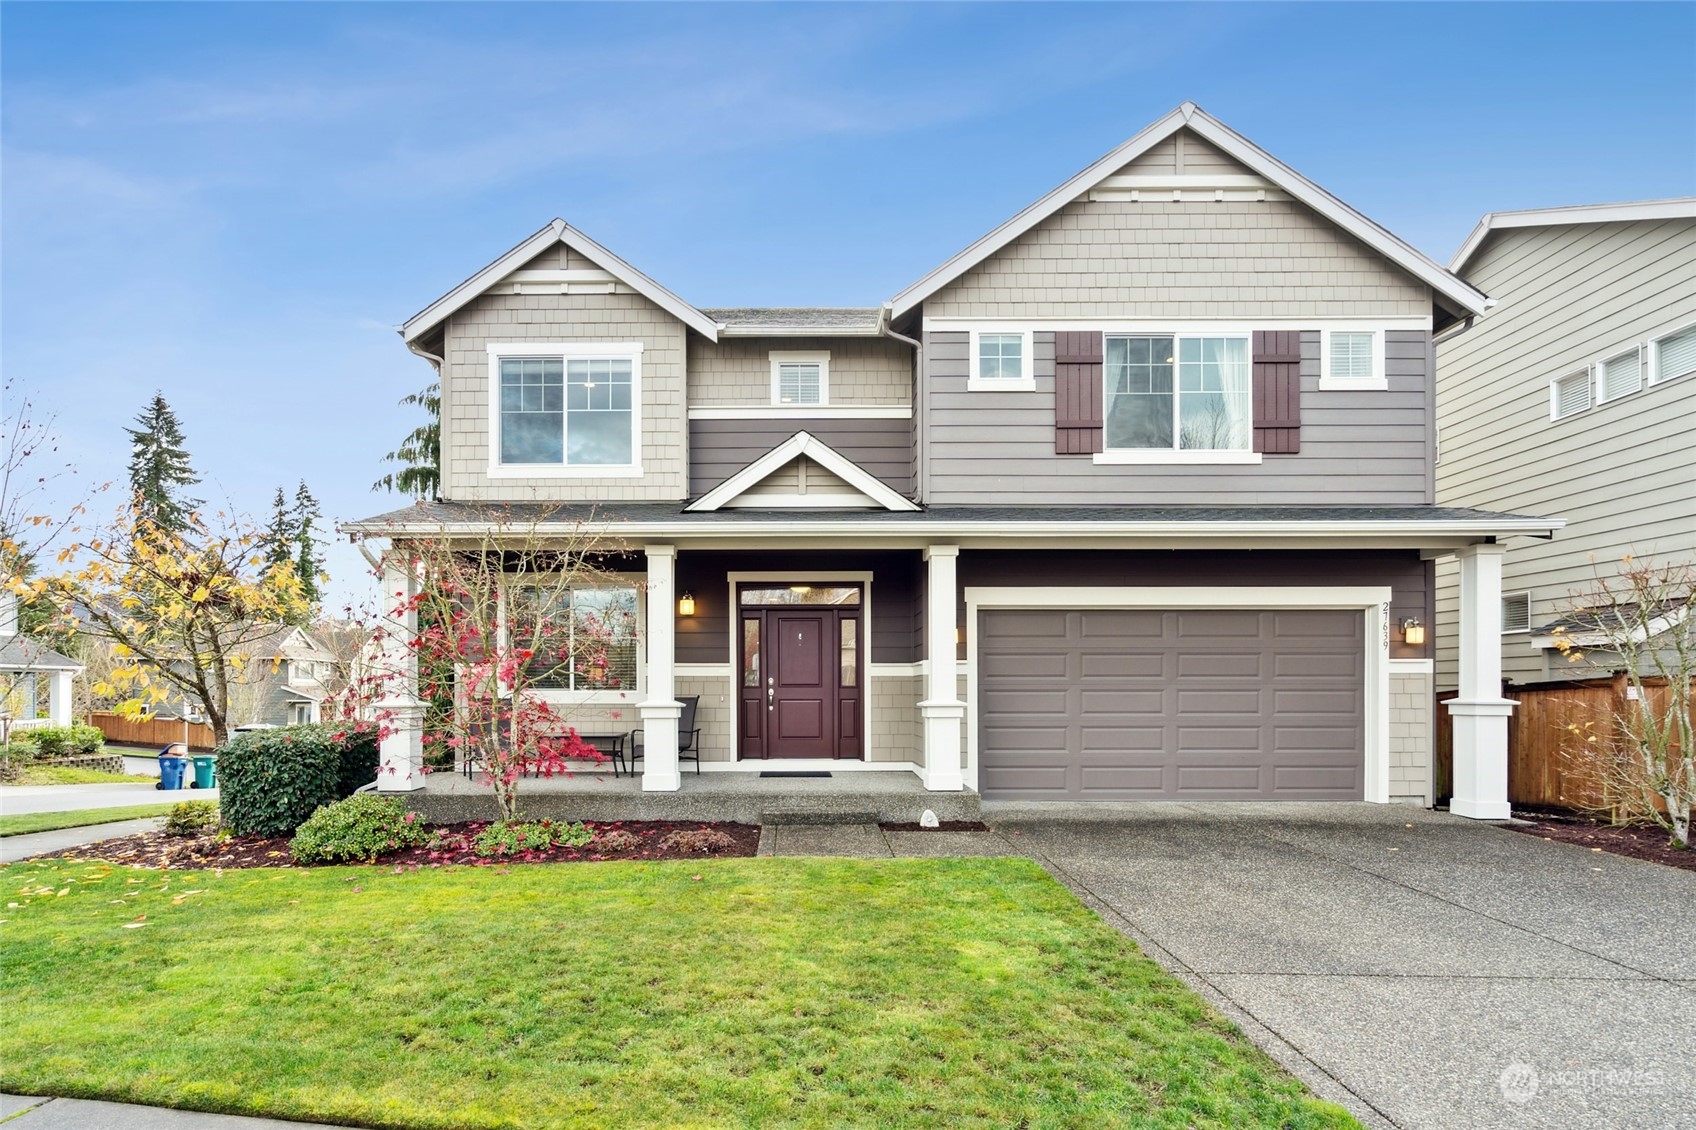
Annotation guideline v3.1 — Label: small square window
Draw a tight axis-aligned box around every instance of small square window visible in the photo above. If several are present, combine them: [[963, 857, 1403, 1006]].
[[968, 330, 1034, 389], [1596, 348, 1642, 402], [769, 352, 829, 406], [1320, 330, 1384, 389], [1651, 324, 1696, 384], [1501, 592, 1531, 634], [1549, 370, 1592, 420]]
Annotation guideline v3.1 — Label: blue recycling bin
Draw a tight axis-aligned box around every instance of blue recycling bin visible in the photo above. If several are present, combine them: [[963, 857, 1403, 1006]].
[[157, 755, 188, 790]]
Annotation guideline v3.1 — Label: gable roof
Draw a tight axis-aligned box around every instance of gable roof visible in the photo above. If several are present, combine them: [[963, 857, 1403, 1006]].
[[888, 101, 1489, 322], [685, 431, 921, 513], [1449, 198, 1696, 275], [0, 635, 82, 672], [401, 219, 720, 344]]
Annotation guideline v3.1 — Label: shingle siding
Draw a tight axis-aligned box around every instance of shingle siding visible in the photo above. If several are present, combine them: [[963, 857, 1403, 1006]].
[[687, 336, 912, 406]]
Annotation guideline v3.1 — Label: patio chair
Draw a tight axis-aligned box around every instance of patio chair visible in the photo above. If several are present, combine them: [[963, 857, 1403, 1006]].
[[627, 695, 702, 777]]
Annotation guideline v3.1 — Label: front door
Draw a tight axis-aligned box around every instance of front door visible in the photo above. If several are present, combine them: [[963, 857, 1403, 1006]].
[[738, 584, 863, 760]]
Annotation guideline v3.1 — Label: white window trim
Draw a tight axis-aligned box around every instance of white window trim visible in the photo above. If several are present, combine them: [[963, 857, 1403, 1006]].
[[486, 342, 644, 479], [1648, 318, 1696, 386], [1501, 591, 1532, 636], [1318, 328, 1388, 391], [962, 585, 1393, 803], [687, 405, 911, 421], [1101, 330, 1256, 457], [769, 351, 830, 407], [1594, 344, 1645, 404], [967, 329, 1035, 391], [500, 576, 647, 705], [1093, 449, 1262, 465], [1548, 369, 1593, 421]]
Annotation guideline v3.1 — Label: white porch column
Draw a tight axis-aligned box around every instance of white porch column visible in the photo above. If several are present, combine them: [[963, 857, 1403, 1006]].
[[639, 544, 682, 792], [920, 545, 965, 791], [48, 670, 75, 726], [1447, 543, 1515, 820], [376, 552, 425, 792]]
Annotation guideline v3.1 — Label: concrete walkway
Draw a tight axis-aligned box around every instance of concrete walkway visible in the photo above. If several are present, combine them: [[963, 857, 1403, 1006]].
[[0, 782, 217, 816], [1, 1095, 333, 1128], [986, 802, 1696, 1130], [0, 817, 169, 864], [761, 822, 1018, 858]]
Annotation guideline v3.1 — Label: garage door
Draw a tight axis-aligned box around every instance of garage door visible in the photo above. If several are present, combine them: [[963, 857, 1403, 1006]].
[[978, 608, 1364, 801]]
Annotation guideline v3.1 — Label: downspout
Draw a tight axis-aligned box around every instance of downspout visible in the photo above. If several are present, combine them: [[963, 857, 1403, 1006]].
[[880, 306, 925, 505]]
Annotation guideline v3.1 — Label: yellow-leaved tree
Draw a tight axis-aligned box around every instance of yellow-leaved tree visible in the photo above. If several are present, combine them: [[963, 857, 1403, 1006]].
[[45, 499, 312, 746]]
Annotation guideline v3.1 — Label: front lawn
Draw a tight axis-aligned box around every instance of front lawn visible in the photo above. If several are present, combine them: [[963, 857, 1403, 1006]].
[[12, 765, 154, 786], [0, 805, 178, 838], [0, 857, 1355, 1129]]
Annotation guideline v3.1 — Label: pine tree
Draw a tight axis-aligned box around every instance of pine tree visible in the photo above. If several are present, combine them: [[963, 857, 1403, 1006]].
[[292, 480, 324, 605], [372, 382, 440, 500], [260, 487, 294, 572], [125, 393, 202, 532]]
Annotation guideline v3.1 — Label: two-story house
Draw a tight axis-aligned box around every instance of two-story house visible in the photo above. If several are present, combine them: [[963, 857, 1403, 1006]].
[[350, 103, 1559, 821], [1434, 200, 1696, 691], [230, 625, 338, 728]]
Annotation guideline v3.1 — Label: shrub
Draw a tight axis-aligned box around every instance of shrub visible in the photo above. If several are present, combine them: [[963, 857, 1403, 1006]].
[[25, 724, 104, 759], [593, 828, 641, 853], [216, 724, 382, 837], [657, 828, 736, 855], [290, 795, 430, 864], [2, 736, 39, 764], [164, 801, 220, 837], [471, 819, 592, 857]]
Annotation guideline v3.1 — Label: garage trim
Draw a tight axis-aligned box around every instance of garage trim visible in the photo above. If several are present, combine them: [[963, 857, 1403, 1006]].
[[963, 586, 1393, 802]]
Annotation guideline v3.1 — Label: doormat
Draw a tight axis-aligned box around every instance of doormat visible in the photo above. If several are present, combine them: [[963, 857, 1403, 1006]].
[[760, 771, 832, 778]]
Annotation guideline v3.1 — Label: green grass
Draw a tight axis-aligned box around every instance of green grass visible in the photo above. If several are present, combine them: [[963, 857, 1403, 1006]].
[[0, 805, 177, 838], [11, 765, 154, 786], [0, 857, 1356, 1130]]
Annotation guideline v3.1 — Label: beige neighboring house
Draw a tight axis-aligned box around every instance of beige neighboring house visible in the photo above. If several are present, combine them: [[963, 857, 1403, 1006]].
[[1435, 199, 1696, 690], [229, 625, 338, 727]]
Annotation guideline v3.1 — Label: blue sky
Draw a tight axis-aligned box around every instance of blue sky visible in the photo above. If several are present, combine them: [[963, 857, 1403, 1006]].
[[4, 2, 1693, 604]]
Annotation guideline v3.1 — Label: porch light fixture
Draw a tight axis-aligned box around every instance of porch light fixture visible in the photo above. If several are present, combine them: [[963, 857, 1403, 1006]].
[[1401, 618, 1425, 646], [677, 593, 696, 617]]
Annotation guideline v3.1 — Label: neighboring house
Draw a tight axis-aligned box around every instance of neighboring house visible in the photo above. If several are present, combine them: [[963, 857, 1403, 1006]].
[[350, 102, 1561, 820], [228, 625, 338, 727], [1434, 200, 1696, 690], [0, 593, 81, 733]]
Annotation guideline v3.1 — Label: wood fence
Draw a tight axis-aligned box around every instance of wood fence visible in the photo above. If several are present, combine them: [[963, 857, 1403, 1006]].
[[1436, 675, 1684, 813], [88, 711, 217, 752]]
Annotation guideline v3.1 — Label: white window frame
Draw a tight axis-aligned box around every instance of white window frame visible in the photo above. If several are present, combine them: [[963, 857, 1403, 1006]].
[[768, 351, 830, 407], [1548, 369, 1593, 421], [1095, 330, 1260, 465], [1501, 591, 1532, 635], [967, 329, 1035, 391], [1318, 329, 1388, 391], [500, 577, 646, 705], [1594, 345, 1644, 404], [485, 342, 644, 479], [1648, 318, 1696, 386]]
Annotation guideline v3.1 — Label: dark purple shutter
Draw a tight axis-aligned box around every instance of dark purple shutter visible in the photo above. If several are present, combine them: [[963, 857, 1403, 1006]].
[[1252, 330, 1303, 455], [1055, 331, 1104, 454]]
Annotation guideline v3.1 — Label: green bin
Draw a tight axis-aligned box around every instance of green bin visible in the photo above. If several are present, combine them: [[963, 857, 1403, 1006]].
[[190, 755, 217, 790]]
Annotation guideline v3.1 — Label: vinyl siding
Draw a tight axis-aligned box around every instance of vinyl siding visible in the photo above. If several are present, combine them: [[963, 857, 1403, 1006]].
[[687, 336, 912, 406], [439, 244, 688, 502], [689, 418, 915, 497], [924, 329, 1434, 504], [1433, 217, 1696, 690]]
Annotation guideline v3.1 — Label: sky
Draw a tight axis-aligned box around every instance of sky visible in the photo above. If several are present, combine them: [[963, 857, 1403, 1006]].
[[3, 2, 1694, 607]]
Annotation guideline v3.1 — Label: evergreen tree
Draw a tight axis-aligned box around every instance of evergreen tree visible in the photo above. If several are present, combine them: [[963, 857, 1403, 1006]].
[[125, 393, 202, 532], [260, 487, 294, 572], [292, 480, 324, 604], [372, 382, 440, 501]]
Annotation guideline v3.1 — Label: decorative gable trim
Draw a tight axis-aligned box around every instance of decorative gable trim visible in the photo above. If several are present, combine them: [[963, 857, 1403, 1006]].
[[888, 102, 1489, 321], [686, 431, 921, 513], [402, 219, 719, 344]]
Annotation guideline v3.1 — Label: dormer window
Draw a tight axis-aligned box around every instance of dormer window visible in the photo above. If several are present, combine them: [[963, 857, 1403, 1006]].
[[770, 351, 829, 406], [487, 343, 643, 477]]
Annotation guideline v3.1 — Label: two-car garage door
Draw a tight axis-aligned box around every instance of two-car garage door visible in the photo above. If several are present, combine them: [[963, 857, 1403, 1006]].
[[978, 608, 1365, 801]]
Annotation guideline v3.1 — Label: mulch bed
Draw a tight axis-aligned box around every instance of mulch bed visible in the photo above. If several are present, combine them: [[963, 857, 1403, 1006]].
[[878, 821, 991, 833], [1504, 811, 1696, 874], [35, 820, 761, 871]]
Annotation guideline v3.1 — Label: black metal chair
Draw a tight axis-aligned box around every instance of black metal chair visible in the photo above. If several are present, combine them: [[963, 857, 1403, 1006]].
[[627, 695, 702, 776]]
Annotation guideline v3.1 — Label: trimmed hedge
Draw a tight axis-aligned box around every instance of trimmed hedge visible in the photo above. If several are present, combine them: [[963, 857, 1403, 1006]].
[[215, 725, 380, 838], [26, 724, 104, 759]]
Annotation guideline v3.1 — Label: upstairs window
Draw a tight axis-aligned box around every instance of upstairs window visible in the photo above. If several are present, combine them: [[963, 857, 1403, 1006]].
[[968, 329, 1034, 389], [490, 344, 641, 473], [1320, 330, 1385, 390], [1651, 323, 1696, 384], [1105, 334, 1251, 451], [1549, 370, 1592, 421], [1596, 347, 1642, 402], [1501, 592, 1532, 635], [769, 351, 829, 406]]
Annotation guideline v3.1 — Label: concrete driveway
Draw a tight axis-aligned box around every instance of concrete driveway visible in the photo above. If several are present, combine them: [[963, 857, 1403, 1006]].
[[987, 802, 1696, 1130]]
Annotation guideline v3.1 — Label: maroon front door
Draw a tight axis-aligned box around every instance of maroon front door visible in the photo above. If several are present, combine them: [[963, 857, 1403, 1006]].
[[738, 585, 862, 760]]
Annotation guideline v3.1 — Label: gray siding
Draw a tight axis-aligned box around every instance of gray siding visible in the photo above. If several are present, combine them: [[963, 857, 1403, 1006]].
[[689, 418, 915, 497], [1433, 218, 1696, 689], [924, 330, 1434, 505], [687, 336, 912, 406]]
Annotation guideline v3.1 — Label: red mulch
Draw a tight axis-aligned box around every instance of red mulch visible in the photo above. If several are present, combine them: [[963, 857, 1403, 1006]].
[[878, 821, 991, 832], [1504, 812, 1696, 873], [36, 820, 760, 871]]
